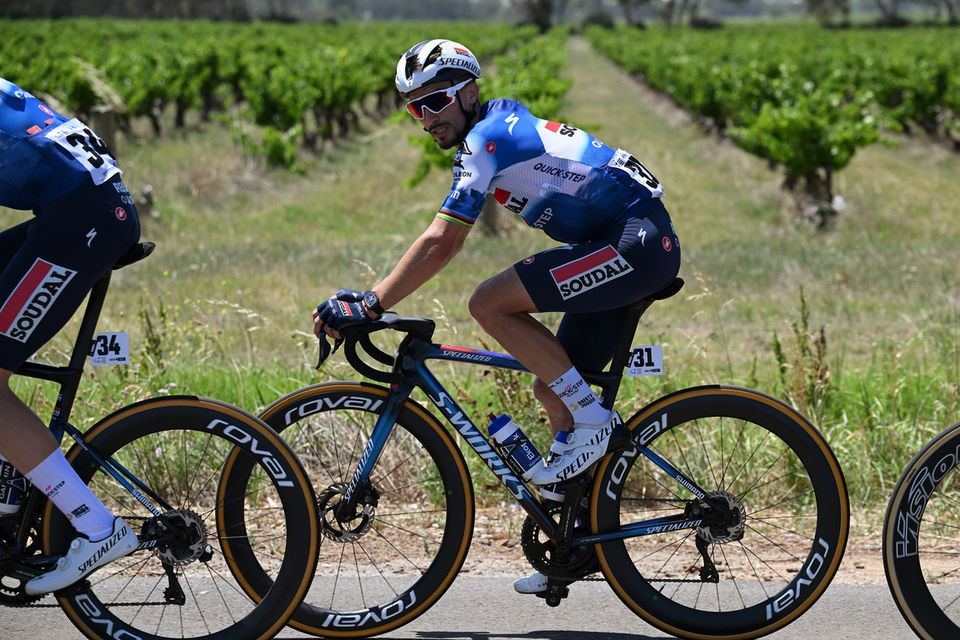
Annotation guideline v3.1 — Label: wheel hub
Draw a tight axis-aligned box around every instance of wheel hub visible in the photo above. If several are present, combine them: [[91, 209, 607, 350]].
[[144, 508, 208, 566], [697, 491, 747, 544], [317, 482, 377, 543]]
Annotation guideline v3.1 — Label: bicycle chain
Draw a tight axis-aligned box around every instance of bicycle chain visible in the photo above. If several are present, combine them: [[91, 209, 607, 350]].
[[577, 497, 719, 584]]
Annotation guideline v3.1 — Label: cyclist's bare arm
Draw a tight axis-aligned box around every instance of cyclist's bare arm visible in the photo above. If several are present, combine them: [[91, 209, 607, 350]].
[[314, 217, 469, 338], [375, 216, 469, 308]]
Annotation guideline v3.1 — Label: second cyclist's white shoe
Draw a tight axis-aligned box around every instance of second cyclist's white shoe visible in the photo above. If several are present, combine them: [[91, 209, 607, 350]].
[[25, 516, 138, 595], [514, 570, 549, 594], [531, 412, 622, 485]]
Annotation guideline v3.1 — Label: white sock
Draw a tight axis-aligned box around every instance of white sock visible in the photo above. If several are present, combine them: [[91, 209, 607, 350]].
[[548, 367, 610, 426], [24, 449, 116, 540]]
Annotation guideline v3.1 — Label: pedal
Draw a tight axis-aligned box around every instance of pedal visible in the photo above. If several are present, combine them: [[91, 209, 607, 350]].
[[535, 581, 570, 607]]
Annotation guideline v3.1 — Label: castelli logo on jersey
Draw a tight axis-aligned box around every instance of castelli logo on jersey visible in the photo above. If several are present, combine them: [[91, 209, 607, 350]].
[[523, 256, 535, 265], [115, 207, 127, 221], [485, 141, 496, 154], [38, 104, 54, 116], [662, 237, 672, 251], [550, 246, 633, 300], [0, 259, 76, 343]]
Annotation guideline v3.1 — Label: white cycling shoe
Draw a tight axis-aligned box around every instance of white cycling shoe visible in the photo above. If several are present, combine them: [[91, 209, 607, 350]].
[[26, 516, 139, 595], [531, 412, 623, 486], [514, 570, 549, 594]]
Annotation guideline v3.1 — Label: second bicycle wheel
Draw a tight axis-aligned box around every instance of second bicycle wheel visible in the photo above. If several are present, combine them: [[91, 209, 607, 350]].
[[884, 420, 960, 640], [220, 381, 474, 638], [42, 396, 319, 640], [592, 385, 849, 639]]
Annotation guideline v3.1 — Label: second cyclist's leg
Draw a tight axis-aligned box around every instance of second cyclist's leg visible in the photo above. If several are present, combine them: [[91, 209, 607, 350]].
[[0, 381, 138, 594], [0, 177, 140, 594], [470, 268, 619, 487]]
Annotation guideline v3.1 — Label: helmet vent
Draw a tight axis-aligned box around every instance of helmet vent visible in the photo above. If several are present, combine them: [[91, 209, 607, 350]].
[[424, 44, 444, 69], [404, 53, 421, 81]]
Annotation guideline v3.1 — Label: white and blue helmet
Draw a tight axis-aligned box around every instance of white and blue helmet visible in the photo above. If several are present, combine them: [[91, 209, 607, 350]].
[[395, 39, 481, 98]]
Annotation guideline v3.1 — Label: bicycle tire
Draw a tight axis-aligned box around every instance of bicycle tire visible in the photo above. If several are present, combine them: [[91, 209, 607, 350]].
[[219, 381, 473, 638], [41, 396, 319, 640], [883, 420, 960, 640], [592, 385, 849, 639]]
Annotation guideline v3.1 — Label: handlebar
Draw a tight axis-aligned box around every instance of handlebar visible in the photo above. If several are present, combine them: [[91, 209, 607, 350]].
[[314, 276, 684, 384], [316, 312, 436, 383]]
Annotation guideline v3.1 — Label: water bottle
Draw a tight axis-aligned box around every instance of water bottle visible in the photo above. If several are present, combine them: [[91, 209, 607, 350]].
[[0, 453, 26, 516], [487, 413, 544, 481]]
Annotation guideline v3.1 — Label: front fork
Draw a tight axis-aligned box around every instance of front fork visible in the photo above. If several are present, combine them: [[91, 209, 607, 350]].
[[334, 382, 414, 522]]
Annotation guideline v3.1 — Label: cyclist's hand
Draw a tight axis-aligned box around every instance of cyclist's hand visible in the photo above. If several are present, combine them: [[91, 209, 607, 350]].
[[332, 288, 364, 302], [314, 296, 372, 339]]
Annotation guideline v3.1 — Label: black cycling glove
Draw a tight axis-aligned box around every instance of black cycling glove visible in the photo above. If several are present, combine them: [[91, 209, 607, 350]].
[[315, 289, 374, 333]]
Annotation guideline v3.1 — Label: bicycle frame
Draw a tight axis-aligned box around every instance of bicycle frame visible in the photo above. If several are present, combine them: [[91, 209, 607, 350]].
[[335, 312, 715, 548], [10, 263, 176, 553]]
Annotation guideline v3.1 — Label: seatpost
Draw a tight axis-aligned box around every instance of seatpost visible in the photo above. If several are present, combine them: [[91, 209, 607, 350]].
[[43, 271, 114, 427], [605, 301, 650, 379], [67, 271, 112, 371]]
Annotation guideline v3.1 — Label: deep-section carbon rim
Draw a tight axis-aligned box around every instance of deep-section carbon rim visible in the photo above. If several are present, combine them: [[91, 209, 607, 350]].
[[223, 382, 474, 638], [44, 396, 318, 640], [884, 420, 960, 640], [593, 385, 849, 640]]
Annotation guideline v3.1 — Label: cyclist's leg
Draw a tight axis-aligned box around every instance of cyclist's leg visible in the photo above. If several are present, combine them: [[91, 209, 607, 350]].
[[0, 177, 140, 592], [516, 216, 679, 485], [531, 308, 630, 436]]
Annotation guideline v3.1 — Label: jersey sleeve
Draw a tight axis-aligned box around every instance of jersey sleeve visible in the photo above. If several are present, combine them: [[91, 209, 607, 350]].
[[436, 129, 499, 228]]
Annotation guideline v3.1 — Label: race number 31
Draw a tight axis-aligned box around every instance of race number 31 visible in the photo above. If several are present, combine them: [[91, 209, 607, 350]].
[[627, 345, 663, 377]]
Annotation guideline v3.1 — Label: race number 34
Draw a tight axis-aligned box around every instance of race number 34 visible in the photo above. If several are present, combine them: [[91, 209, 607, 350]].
[[627, 345, 663, 377], [89, 331, 129, 366]]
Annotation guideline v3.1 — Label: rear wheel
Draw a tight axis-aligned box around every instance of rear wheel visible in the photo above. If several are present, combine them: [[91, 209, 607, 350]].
[[593, 385, 849, 639], [44, 396, 318, 640]]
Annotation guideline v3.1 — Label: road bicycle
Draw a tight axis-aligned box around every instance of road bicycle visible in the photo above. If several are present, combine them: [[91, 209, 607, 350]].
[[222, 275, 850, 639], [884, 420, 960, 639], [0, 242, 320, 640]]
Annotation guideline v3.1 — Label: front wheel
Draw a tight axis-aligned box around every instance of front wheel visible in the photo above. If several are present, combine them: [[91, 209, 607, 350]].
[[44, 396, 319, 640], [220, 382, 474, 638], [592, 385, 849, 640], [884, 420, 960, 640]]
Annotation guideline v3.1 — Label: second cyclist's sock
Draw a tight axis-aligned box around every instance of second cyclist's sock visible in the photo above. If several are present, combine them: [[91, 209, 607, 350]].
[[548, 367, 610, 426], [24, 449, 116, 540]]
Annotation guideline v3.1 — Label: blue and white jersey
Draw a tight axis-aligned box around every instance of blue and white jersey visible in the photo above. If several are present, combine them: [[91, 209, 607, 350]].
[[438, 98, 664, 244], [0, 77, 121, 210]]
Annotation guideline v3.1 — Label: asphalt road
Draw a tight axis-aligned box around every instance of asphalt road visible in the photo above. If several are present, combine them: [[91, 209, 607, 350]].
[[0, 579, 921, 639]]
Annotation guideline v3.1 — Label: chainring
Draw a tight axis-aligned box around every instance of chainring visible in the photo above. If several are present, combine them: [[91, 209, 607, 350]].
[[520, 504, 599, 581], [0, 511, 48, 607]]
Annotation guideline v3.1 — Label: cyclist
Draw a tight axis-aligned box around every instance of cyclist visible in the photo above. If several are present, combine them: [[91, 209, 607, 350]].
[[0, 77, 140, 594], [313, 39, 681, 593]]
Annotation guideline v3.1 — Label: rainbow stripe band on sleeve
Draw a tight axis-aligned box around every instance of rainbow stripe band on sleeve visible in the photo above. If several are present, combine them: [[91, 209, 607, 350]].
[[436, 208, 476, 228]]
